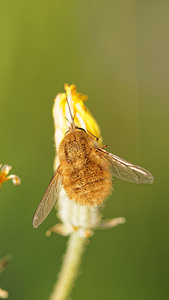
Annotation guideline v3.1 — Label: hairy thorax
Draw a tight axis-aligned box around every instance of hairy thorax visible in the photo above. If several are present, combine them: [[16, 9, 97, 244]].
[[58, 129, 112, 206]]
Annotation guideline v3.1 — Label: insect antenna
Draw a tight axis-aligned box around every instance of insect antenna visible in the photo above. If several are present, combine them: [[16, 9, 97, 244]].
[[65, 117, 73, 126], [64, 88, 75, 129]]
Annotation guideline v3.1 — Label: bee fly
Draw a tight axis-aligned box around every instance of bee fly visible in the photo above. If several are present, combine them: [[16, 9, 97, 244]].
[[32, 93, 154, 228]]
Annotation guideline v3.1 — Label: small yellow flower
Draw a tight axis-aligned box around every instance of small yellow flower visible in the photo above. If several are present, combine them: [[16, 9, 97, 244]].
[[53, 84, 102, 152], [0, 164, 21, 188]]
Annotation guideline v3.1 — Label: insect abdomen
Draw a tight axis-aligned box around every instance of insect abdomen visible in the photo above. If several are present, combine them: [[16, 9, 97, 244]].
[[62, 162, 112, 206]]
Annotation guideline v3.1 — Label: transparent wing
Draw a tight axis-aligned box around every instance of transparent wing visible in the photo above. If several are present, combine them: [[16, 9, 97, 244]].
[[99, 149, 154, 184], [32, 171, 61, 228]]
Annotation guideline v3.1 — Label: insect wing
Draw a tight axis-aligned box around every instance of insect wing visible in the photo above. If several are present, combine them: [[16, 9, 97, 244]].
[[32, 171, 61, 228], [100, 149, 154, 184]]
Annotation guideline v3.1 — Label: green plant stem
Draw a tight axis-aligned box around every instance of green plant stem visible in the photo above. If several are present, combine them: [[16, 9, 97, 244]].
[[49, 231, 88, 300]]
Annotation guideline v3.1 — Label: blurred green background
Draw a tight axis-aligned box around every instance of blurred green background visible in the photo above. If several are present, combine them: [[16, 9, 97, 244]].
[[0, 1, 168, 299]]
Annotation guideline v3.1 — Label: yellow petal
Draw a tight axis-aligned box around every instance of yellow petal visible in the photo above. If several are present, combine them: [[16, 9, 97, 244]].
[[53, 84, 102, 151]]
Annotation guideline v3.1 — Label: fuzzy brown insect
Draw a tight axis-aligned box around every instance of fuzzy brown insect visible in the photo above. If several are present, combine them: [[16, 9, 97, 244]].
[[32, 98, 154, 228], [58, 128, 112, 207]]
